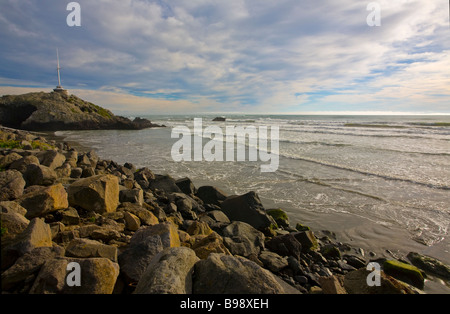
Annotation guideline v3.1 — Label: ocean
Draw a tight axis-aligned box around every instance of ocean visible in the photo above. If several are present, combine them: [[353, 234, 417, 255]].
[[56, 114, 450, 273]]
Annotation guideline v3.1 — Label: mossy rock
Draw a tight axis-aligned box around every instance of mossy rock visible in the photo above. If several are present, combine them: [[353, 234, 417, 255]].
[[383, 259, 424, 289], [295, 222, 310, 232], [266, 209, 289, 228], [320, 244, 341, 260], [407, 252, 450, 280], [294, 230, 319, 251]]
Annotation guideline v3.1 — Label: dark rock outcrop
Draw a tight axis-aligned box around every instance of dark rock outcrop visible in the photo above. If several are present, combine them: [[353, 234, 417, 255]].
[[0, 92, 164, 131]]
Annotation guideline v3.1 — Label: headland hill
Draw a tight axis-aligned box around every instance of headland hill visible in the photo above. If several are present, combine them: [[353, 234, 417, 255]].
[[1, 90, 449, 295], [0, 91, 164, 131]]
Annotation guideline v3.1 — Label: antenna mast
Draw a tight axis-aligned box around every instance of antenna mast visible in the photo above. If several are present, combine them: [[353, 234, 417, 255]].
[[53, 48, 67, 94], [56, 48, 62, 87]]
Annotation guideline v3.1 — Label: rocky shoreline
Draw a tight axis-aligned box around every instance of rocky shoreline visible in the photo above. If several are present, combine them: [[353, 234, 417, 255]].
[[1, 125, 450, 294]]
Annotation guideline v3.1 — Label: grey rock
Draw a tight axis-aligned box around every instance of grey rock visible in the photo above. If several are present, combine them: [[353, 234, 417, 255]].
[[407, 252, 450, 280], [222, 221, 265, 258], [1, 218, 52, 270], [1, 246, 65, 291], [9, 155, 40, 173], [19, 183, 69, 219], [134, 247, 200, 294], [293, 231, 318, 251], [119, 188, 144, 205], [320, 243, 342, 260], [0, 209, 29, 243], [29, 257, 120, 294], [193, 253, 300, 294], [0, 169, 26, 201], [175, 177, 197, 195], [220, 191, 276, 231], [0, 152, 23, 169], [67, 174, 119, 214], [36, 150, 66, 170], [120, 202, 159, 226], [66, 238, 118, 262], [148, 175, 182, 193], [118, 222, 180, 284], [266, 233, 302, 260], [23, 164, 57, 186], [59, 207, 80, 225], [196, 186, 227, 206], [70, 167, 83, 178], [81, 166, 96, 178], [207, 210, 230, 223], [343, 254, 367, 269], [259, 250, 289, 273]]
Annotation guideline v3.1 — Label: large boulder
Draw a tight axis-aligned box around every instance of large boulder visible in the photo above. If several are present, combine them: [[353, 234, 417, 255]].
[[343, 268, 417, 294], [148, 175, 182, 193], [118, 222, 180, 284], [383, 259, 424, 289], [220, 191, 276, 231], [0, 209, 29, 244], [319, 275, 347, 294], [0, 170, 26, 201], [119, 188, 144, 205], [67, 174, 119, 214], [222, 221, 265, 258], [36, 150, 66, 170], [134, 247, 200, 294], [266, 208, 290, 228], [175, 177, 196, 195], [0, 200, 27, 216], [191, 232, 231, 259], [119, 202, 159, 226], [196, 186, 227, 206], [259, 250, 289, 273], [0, 152, 23, 169], [206, 210, 230, 224], [293, 231, 319, 251], [1, 201, 30, 245], [186, 221, 213, 236], [29, 257, 120, 294], [9, 155, 40, 173], [1, 246, 65, 292], [19, 183, 68, 219], [1, 218, 52, 270], [265, 233, 302, 260], [168, 192, 201, 220], [193, 253, 300, 294], [22, 164, 57, 187], [65, 238, 118, 262]]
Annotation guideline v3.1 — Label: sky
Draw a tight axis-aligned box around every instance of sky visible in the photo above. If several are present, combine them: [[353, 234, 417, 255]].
[[0, 0, 449, 115]]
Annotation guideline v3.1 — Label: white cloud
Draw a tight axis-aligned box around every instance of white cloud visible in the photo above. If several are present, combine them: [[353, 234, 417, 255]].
[[0, 0, 448, 113]]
